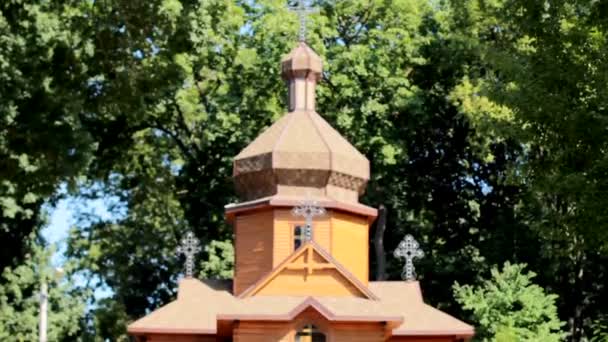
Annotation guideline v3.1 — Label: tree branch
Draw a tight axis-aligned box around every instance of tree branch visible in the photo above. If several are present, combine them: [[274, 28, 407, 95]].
[[152, 120, 198, 163]]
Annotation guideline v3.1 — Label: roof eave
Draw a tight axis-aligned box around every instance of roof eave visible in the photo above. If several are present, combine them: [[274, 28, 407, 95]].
[[127, 326, 216, 336], [225, 195, 378, 224]]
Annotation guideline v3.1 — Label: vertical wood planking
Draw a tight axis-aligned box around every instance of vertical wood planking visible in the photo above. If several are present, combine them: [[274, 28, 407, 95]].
[[330, 211, 370, 285], [234, 210, 274, 295]]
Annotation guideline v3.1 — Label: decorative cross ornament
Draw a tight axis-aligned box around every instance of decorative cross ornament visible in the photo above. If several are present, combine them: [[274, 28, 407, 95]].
[[288, 0, 319, 42], [292, 199, 326, 241], [394, 234, 424, 281], [177, 231, 201, 278]]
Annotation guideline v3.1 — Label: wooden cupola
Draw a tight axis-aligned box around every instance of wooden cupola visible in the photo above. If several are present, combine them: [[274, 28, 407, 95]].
[[227, 42, 378, 296]]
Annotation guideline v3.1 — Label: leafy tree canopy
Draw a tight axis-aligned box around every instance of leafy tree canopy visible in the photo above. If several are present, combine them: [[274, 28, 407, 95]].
[[0, 240, 87, 341], [0, 0, 607, 341], [454, 262, 565, 342]]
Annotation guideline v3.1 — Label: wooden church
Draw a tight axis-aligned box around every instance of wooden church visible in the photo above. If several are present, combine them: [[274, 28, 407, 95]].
[[127, 30, 474, 342]]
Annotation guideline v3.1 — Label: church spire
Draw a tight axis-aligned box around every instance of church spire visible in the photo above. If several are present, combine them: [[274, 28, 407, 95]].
[[281, 43, 322, 112], [282, 0, 322, 112], [232, 2, 369, 204]]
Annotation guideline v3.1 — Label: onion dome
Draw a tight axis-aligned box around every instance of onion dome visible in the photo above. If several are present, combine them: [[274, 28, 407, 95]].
[[233, 43, 369, 204]]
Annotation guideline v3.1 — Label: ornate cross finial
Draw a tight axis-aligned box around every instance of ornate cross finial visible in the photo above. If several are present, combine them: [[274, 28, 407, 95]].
[[292, 199, 326, 241], [177, 231, 201, 278], [394, 234, 424, 281], [288, 0, 319, 42]]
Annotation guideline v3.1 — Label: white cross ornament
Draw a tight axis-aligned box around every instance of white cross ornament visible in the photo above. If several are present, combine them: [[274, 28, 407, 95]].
[[288, 0, 319, 42], [177, 231, 201, 278], [394, 234, 424, 281], [292, 199, 326, 241]]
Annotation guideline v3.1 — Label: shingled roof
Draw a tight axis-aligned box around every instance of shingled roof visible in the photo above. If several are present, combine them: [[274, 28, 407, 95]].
[[232, 42, 370, 204], [127, 278, 474, 338]]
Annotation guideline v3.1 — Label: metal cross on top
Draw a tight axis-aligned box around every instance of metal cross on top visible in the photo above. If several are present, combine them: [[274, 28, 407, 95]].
[[288, 0, 319, 42], [177, 231, 201, 278], [292, 199, 326, 242], [394, 234, 425, 281]]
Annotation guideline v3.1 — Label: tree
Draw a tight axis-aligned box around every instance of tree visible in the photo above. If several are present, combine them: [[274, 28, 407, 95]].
[[448, 0, 608, 338], [0, 241, 87, 341], [0, 0, 95, 271], [454, 262, 564, 341], [65, 0, 527, 337]]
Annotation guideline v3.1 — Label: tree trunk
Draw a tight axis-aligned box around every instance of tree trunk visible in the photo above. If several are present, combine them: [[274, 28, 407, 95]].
[[374, 204, 388, 281]]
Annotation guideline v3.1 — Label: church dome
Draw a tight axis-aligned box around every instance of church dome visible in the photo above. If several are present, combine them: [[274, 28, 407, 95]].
[[233, 43, 369, 204]]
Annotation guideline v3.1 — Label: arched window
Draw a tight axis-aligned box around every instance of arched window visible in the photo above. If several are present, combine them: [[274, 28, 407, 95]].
[[294, 225, 305, 250], [295, 324, 326, 342]]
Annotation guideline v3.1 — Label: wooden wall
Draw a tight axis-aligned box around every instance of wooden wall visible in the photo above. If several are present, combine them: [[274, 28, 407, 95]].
[[255, 267, 364, 297], [234, 210, 274, 295], [273, 209, 331, 265], [233, 308, 387, 342], [330, 211, 369, 284], [233, 207, 370, 295], [141, 330, 464, 342], [389, 336, 465, 342]]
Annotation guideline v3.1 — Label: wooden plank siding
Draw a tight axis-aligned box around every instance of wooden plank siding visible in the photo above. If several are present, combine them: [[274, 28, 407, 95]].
[[273, 209, 332, 266], [389, 337, 465, 342], [234, 207, 370, 296], [330, 211, 369, 285], [256, 267, 364, 297], [234, 308, 387, 342], [272, 209, 293, 267], [234, 210, 275, 295], [234, 321, 292, 342]]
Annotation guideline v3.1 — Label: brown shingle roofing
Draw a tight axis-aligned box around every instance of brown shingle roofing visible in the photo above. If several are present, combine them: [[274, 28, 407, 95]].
[[127, 278, 474, 338], [232, 42, 371, 204], [232, 110, 370, 203], [234, 110, 368, 178]]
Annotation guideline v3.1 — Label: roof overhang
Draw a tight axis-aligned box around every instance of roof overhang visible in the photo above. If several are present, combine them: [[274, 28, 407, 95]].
[[217, 297, 403, 325], [225, 195, 378, 224], [127, 327, 216, 336]]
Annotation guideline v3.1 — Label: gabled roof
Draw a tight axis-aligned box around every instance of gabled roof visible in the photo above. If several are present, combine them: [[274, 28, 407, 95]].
[[127, 278, 474, 338], [238, 241, 377, 300]]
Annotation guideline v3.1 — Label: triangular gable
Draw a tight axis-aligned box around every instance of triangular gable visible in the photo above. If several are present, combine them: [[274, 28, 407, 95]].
[[239, 242, 377, 299]]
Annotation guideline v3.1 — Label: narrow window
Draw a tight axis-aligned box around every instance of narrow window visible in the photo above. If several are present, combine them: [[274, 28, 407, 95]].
[[295, 324, 325, 342], [294, 225, 305, 251]]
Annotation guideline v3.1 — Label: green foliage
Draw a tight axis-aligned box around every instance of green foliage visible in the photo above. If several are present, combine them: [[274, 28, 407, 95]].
[[590, 315, 608, 342], [1, 0, 607, 340], [0, 0, 94, 270], [0, 241, 87, 341], [87, 298, 131, 342], [200, 240, 234, 279], [449, 0, 608, 338], [454, 262, 564, 341]]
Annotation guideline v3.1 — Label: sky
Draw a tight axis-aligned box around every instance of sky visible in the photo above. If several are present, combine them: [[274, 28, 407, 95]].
[[42, 196, 115, 249], [41, 194, 117, 299]]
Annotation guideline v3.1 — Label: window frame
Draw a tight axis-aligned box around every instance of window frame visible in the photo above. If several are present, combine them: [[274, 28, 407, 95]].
[[292, 223, 307, 251]]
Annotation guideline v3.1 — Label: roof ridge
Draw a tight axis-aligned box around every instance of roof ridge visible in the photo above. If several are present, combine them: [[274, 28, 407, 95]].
[[307, 111, 332, 185], [272, 111, 299, 154]]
